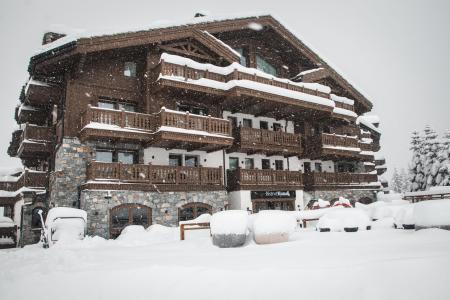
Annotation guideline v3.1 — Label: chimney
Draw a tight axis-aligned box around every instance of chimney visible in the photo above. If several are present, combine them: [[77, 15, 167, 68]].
[[42, 32, 66, 45]]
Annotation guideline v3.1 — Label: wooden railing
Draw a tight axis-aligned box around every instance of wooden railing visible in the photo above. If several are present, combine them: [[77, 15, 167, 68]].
[[236, 127, 301, 149], [330, 125, 360, 137], [304, 172, 378, 186], [160, 60, 331, 99], [359, 142, 373, 152], [321, 133, 359, 148], [81, 105, 154, 131], [0, 170, 48, 192], [21, 123, 53, 142], [228, 168, 303, 188], [334, 101, 354, 112], [87, 162, 223, 186], [157, 108, 232, 136]]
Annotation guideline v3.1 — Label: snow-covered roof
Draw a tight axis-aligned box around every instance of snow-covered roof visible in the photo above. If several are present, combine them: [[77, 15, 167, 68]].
[[296, 68, 324, 76], [202, 31, 241, 58], [330, 94, 355, 106], [0, 187, 46, 198], [357, 115, 381, 134]]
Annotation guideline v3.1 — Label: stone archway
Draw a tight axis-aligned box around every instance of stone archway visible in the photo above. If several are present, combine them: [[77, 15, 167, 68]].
[[109, 203, 152, 238], [178, 202, 212, 222]]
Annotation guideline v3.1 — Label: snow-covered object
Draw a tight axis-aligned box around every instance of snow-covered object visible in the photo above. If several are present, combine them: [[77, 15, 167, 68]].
[[115, 224, 179, 245], [210, 210, 248, 248], [45, 207, 87, 244], [316, 208, 371, 232], [371, 217, 395, 230], [253, 211, 297, 244], [116, 225, 147, 242], [372, 204, 408, 221], [0, 216, 15, 228], [312, 199, 331, 209], [414, 200, 450, 229], [394, 205, 415, 229], [179, 213, 211, 225], [331, 94, 355, 105], [332, 197, 352, 208], [296, 206, 344, 221]]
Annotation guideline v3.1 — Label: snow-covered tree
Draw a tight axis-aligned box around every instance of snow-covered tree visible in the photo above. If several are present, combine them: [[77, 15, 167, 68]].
[[399, 168, 410, 192], [436, 130, 450, 187], [422, 125, 439, 190], [409, 131, 424, 191], [391, 168, 402, 193]]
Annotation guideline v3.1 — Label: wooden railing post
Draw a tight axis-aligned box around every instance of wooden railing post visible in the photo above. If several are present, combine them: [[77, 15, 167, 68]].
[[185, 111, 190, 129], [117, 162, 122, 181]]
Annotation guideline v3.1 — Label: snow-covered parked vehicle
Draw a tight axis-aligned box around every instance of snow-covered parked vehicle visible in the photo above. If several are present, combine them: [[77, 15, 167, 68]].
[[210, 210, 248, 248], [394, 205, 415, 229], [42, 207, 87, 246], [414, 199, 450, 230], [316, 208, 371, 232], [252, 210, 297, 244]]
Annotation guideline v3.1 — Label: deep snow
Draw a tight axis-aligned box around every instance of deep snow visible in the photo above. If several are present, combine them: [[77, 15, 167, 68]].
[[1, 225, 449, 300]]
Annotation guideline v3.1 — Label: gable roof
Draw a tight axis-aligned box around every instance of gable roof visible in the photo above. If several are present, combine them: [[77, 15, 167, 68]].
[[30, 13, 372, 110]]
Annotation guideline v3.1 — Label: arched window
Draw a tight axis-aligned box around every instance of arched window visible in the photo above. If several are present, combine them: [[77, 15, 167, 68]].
[[31, 207, 46, 229], [109, 204, 152, 238], [178, 203, 212, 222]]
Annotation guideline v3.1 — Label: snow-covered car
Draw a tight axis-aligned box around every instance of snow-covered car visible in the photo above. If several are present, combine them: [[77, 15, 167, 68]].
[[316, 208, 371, 232], [393, 205, 415, 229], [43, 207, 87, 246]]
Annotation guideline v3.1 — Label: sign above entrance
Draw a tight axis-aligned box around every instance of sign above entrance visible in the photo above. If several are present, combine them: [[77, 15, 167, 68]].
[[251, 191, 296, 199]]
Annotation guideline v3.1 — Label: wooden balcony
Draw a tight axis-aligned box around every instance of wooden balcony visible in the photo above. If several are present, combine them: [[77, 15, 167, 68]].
[[15, 104, 49, 125], [150, 108, 233, 152], [304, 172, 379, 189], [17, 124, 53, 159], [229, 127, 302, 157], [23, 79, 61, 107], [227, 168, 303, 191], [157, 60, 334, 119], [84, 161, 224, 192], [80, 106, 233, 151], [7, 130, 22, 157], [0, 170, 48, 202], [305, 133, 361, 160], [359, 141, 375, 161]]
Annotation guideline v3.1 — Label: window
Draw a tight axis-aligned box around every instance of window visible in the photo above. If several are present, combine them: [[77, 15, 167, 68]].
[[244, 158, 254, 169], [124, 62, 137, 77], [229, 157, 239, 170], [273, 123, 282, 132], [275, 160, 284, 171], [228, 116, 238, 128], [256, 55, 277, 76], [169, 154, 183, 166], [110, 204, 152, 238], [95, 149, 137, 164], [260, 121, 268, 130], [262, 159, 270, 170], [304, 162, 311, 173], [315, 162, 322, 172], [242, 118, 253, 128], [177, 104, 208, 116], [185, 155, 199, 167], [98, 99, 136, 112], [235, 48, 249, 67], [178, 203, 212, 222]]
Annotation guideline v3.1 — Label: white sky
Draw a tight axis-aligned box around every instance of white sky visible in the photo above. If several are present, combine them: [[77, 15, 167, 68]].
[[0, 0, 449, 182]]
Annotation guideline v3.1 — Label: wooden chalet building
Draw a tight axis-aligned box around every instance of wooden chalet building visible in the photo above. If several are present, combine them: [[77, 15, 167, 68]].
[[4, 14, 383, 243]]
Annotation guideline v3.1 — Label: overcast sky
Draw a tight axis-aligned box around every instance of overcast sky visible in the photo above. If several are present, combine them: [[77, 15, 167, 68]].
[[0, 0, 449, 181]]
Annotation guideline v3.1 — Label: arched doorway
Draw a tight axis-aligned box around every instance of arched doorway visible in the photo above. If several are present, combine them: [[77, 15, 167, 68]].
[[358, 197, 373, 205], [178, 202, 212, 222], [109, 204, 152, 238]]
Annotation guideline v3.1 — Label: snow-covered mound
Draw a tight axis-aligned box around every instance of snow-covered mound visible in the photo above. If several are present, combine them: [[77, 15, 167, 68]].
[[210, 210, 248, 235], [253, 210, 297, 244], [371, 217, 395, 230], [116, 224, 179, 245], [316, 208, 371, 232], [332, 197, 352, 207], [0, 216, 15, 228], [394, 205, 415, 229], [414, 200, 450, 229], [312, 198, 331, 209], [179, 213, 211, 224]]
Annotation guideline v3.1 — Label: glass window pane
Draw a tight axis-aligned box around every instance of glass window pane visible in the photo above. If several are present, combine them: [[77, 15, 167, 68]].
[[315, 162, 322, 172], [96, 151, 113, 163], [242, 119, 252, 128], [132, 206, 149, 227], [185, 155, 199, 167], [245, 158, 254, 169], [275, 160, 284, 170], [256, 55, 277, 76], [111, 208, 129, 229], [124, 62, 136, 77], [229, 157, 239, 170], [118, 103, 136, 112], [98, 101, 115, 110], [262, 159, 270, 170], [169, 154, 182, 166], [118, 152, 134, 164]]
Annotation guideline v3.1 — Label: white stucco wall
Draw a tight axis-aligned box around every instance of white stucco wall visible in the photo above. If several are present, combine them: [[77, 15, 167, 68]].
[[144, 147, 224, 168], [228, 190, 252, 210], [223, 111, 294, 133]]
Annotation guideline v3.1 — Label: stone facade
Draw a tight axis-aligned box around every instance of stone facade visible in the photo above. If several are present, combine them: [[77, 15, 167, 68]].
[[50, 138, 90, 208], [19, 194, 46, 247], [306, 189, 378, 204], [80, 189, 228, 238]]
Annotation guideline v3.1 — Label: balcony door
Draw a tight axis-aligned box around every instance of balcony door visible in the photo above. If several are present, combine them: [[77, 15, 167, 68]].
[[178, 202, 212, 222], [110, 204, 152, 238]]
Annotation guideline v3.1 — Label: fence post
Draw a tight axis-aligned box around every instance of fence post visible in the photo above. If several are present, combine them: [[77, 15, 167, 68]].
[[185, 112, 190, 129], [120, 109, 126, 128], [207, 115, 211, 133]]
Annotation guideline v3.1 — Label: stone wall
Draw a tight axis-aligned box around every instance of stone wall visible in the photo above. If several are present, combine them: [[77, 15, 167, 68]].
[[80, 190, 228, 238], [308, 189, 378, 204], [49, 138, 90, 208]]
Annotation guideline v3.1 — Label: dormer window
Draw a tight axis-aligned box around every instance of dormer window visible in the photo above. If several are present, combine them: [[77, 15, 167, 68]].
[[256, 55, 277, 76], [124, 62, 136, 77]]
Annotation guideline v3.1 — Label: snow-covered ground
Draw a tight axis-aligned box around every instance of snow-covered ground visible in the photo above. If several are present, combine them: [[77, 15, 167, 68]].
[[1, 225, 450, 300]]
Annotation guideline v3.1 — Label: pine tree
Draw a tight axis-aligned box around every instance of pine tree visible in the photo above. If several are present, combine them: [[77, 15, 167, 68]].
[[399, 168, 410, 192], [409, 131, 424, 191], [391, 168, 402, 193], [436, 130, 450, 186], [422, 126, 439, 190]]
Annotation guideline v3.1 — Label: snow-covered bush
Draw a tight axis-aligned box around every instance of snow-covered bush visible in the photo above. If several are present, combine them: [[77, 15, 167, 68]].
[[253, 211, 297, 244], [316, 208, 371, 232], [210, 210, 248, 248], [414, 199, 450, 230], [394, 205, 415, 229]]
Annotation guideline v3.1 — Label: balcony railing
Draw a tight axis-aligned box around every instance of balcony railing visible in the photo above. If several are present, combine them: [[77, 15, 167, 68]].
[[233, 127, 302, 155], [321, 133, 359, 148], [359, 142, 373, 152], [87, 162, 223, 187], [334, 101, 354, 112], [227, 168, 303, 190], [0, 170, 48, 192], [21, 123, 53, 142], [304, 172, 378, 187]]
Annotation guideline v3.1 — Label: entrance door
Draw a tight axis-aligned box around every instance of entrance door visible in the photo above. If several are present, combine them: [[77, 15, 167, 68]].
[[178, 202, 212, 222], [252, 199, 295, 213], [110, 204, 152, 238]]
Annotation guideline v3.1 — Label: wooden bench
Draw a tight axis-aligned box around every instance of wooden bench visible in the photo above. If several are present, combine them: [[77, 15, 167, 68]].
[[301, 218, 319, 228], [180, 222, 210, 240]]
